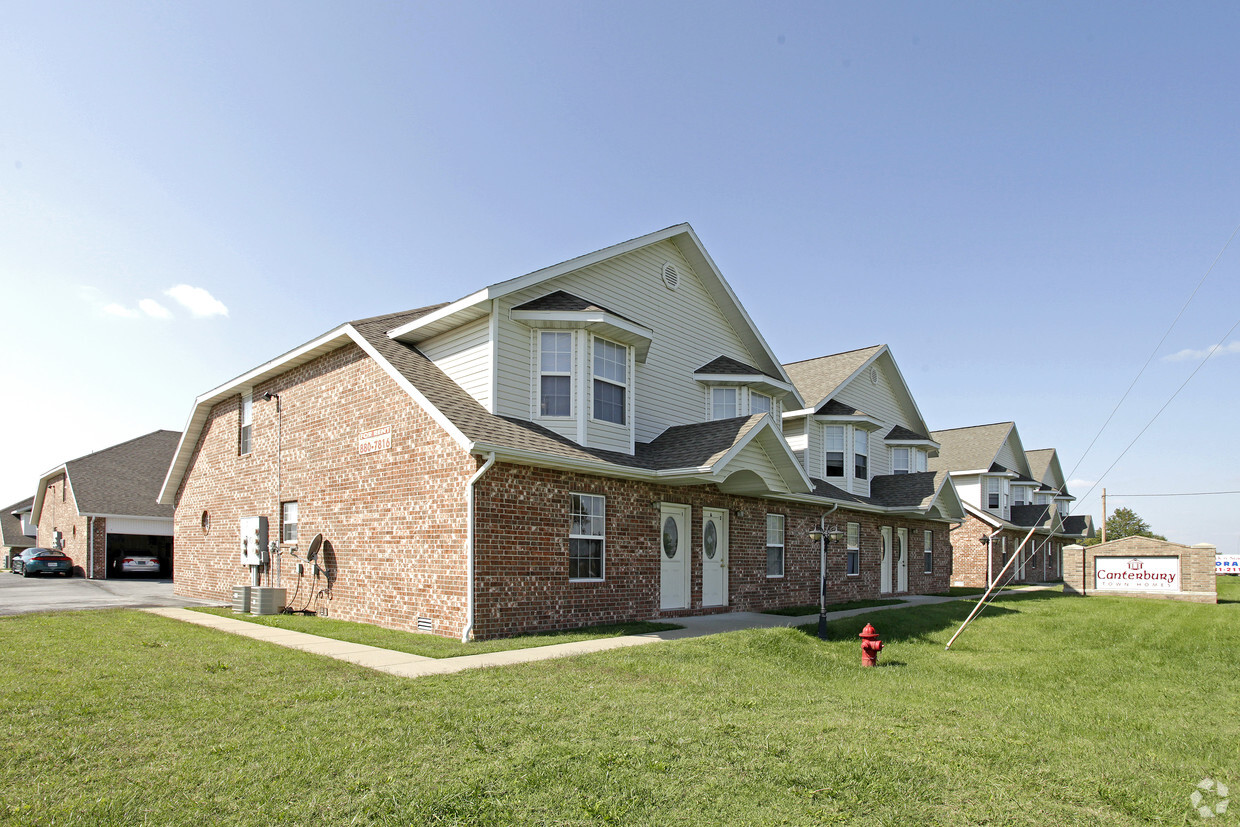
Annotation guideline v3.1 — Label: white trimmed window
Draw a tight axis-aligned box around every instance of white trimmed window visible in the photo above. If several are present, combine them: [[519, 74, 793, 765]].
[[710, 387, 738, 420], [854, 429, 868, 480], [1035, 492, 1050, 505], [750, 392, 772, 416], [765, 514, 785, 577], [915, 449, 927, 473], [892, 447, 910, 475], [240, 393, 253, 455], [846, 522, 860, 576], [824, 425, 845, 478], [569, 493, 605, 580], [988, 477, 1001, 510], [592, 337, 627, 425], [281, 501, 298, 544], [923, 529, 933, 574], [539, 332, 573, 418]]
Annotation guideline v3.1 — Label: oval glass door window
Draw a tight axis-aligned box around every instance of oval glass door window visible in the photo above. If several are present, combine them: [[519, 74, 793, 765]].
[[704, 520, 718, 559], [662, 517, 679, 558]]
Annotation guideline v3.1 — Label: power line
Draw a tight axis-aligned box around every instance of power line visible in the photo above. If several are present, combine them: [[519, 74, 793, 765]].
[[1107, 490, 1240, 498]]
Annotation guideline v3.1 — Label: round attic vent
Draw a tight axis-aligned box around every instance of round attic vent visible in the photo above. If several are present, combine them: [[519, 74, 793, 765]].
[[869, 366, 879, 384], [661, 261, 680, 290]]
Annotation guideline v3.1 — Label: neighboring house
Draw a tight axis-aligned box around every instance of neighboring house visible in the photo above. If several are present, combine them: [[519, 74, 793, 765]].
[[928, 423, 1092, 587], [782, 346, 965, 598], [2, 496, 36, 569], [31, 430, 181, 579], [161, 224, 964, 640]]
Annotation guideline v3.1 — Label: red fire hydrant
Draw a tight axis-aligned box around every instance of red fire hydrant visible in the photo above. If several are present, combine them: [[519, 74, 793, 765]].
[[859, 623, 883, 667]]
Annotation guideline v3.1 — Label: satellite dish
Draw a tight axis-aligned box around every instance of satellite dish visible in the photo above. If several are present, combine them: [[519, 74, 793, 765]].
[[306, 533, 323, 563]]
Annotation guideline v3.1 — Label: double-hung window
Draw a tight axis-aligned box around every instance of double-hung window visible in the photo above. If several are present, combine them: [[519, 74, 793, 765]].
[[569, 493, 605, 580], [539, 332, 573, 417], [923, 529, 933, 574], [824, 425, 845, 478], [846, 522, 860, 576], [710, 387, 738, 420], [240, 393, 253, 455], [592, 338, 627, 425], [750, 392, 772, 416], [988, 477, 1001, 510], [892, 447, 910, 475], [854, 430, 868, 480], [765, 514, 785, 577], [281, 501, 299, 544], [915, 449, 927, 473]]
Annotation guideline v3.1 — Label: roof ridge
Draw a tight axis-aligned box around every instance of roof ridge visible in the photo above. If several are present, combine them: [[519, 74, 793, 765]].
[[782, 344, 885, 367], [930, 421, 1015, 434], [64, 429, 180, 467], [350, 303, 450, 327]]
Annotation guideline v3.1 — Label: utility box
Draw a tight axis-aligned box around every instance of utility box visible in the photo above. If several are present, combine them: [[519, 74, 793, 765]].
[[232, 585, 252, 613], [251, 586, 286, 615], [239, 516, 269, 567]]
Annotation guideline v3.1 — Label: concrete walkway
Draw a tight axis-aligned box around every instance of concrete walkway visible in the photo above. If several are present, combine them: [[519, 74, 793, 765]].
[[144, 587, 1049, 679]]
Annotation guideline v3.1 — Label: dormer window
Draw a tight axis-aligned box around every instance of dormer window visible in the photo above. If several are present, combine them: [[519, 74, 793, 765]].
[[750, 392, 771, 416], [539, 332, 573, 417], [892, 447, 910, 475], [592, 337, 627, 425], [854, 430, 868, 480], [710, 387, 738, 420], [988, 477, 1001, 510], [824, 425, 845, 477], [915, 449, 927, 473]]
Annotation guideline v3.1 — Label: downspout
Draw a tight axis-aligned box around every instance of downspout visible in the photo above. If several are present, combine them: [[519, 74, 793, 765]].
[[87, 516, 93, 579], [462, 452, 496, 643]]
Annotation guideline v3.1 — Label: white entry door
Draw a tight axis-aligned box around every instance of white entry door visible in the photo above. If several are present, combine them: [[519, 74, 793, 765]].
[[880, 526, 893, 595], [701, 508, 728, 607], [896, 527, 909, 592], [660, 503, 691, 610]]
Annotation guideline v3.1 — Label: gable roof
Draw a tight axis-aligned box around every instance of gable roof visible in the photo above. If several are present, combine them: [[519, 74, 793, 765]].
[[34, 430, 180, 524], [783, 346, 884, 408], [1, 497, 35, 549], [928, 422, 1017, 474], [809, 470, 965, 520], [386, 223, 797, 393], [1009, 504, 1060, 532], [1060, 514, 1095, 539]]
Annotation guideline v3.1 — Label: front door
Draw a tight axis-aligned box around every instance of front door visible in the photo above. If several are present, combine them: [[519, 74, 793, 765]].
[[896, 527, 909, 592], [660, 503, 691, 610], [880, 526, 893, 594], [701, 508, 728, 607]]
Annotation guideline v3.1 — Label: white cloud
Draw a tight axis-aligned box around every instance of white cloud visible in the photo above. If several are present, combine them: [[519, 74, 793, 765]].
[[102, 302, 140, 318], [165, 284, 229, 318], [139, 299, 173, 319], [1162, 340, 1240, 362]]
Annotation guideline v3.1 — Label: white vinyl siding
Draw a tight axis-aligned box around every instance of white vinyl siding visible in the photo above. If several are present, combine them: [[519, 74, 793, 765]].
[[995, 436, 1024, 477], [493, 240, 771, 445], [725, 442, 786, 491], [784, 418, 808, 471], [419, 316, 493, 411]]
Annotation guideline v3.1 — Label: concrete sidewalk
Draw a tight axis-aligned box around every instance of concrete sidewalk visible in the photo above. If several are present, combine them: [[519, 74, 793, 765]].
[[144, 587, 1047, 679]]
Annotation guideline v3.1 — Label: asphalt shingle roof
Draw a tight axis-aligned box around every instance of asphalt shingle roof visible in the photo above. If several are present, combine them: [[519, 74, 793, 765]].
[[1009, 504, 1055, 529], [927, 422, 1014, 473], [62, 431, 181, 518], [1, 497, 35, 548], [783, 346, 884, 409], [885, 424, 932, 442], [1061, 514, 1094, 538], [694, 355, 772, 377], [1025, 448, 1056, 483], [809, 470, 950, 512]]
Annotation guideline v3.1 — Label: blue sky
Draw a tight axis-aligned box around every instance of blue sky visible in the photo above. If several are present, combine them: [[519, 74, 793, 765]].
[[3, 2, 1238, 550]]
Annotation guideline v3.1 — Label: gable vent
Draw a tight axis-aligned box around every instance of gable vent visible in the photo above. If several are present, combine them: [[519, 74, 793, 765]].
[[869, 366, 879, 384], [661, 261, 680, 290]]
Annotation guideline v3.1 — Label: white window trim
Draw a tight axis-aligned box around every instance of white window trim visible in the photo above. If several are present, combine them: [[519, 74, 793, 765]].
[[535, 330, 575, 420], [708, 386, 740, 420], [915, 449, 927, 473], [846, 521, 860, 577], [240, 393, 253, 456], [568, 492, 606, 582], [765, 513, 785, 578], [854, 428, 869, 496], [823, 423, 846, 481], [892, 446, 910, 475], [281, 501, 299, 544], [923, 529, 933, 574], [589, 335, 629, 427]]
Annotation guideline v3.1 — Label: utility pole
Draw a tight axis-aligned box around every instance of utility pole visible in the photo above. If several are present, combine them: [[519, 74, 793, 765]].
[[1101, 488, 1107, 543]]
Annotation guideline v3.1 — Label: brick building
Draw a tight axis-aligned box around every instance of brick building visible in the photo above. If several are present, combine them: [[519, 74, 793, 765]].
[[162, 225, 965, 639], [1, 497, 36, 569], [30, 430, 180, 579]]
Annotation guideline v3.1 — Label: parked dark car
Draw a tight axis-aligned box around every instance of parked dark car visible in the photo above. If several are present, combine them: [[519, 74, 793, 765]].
[[11, 548, 73, 577]]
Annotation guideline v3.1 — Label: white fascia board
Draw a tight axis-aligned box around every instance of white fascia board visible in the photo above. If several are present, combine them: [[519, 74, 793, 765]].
[[158, 325, 357, 504], [694, 373, 795, 395], [386, 288, 491, 341], [813, 413, 885, 430], [470, 443, 703, 481], [947, 469, 990, 477], [709, 415, 813, 494], [28, 464, 68, 527], [509, 309, 654, 362], [886, 438, 942, 448], [782, 407, 816, 419], [78, 511, 174, 521]]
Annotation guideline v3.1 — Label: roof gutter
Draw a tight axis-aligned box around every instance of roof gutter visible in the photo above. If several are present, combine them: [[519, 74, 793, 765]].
[[462, 452, 496, 643]]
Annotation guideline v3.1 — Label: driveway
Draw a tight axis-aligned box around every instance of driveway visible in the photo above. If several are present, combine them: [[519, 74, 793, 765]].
[[0, 573, 222, 616]]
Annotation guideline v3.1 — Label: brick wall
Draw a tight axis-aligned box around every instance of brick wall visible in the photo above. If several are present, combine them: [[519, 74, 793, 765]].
[[949, 513, 1069, 588], [1063, 538, 1216, 604], [472, 463, 953, 638], [173, 342, 478, 638], [34, 474, 104, 578]]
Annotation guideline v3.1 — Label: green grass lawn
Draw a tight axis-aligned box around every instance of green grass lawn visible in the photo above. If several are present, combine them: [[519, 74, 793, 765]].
[[761, 597, 905, 616], [190, 607, 681, 658], [4, 583, 1239, 825]]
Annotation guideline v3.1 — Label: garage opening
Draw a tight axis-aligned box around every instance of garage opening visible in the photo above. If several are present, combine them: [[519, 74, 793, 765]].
[[106, 534, 173, 578]]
